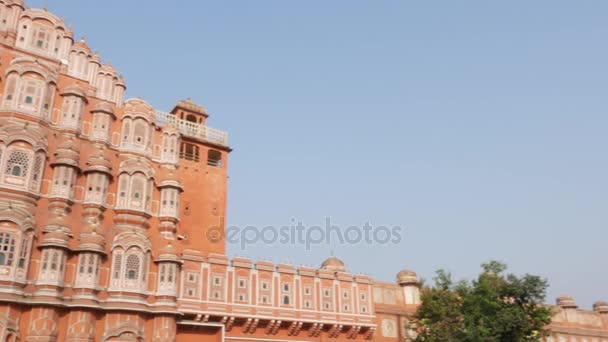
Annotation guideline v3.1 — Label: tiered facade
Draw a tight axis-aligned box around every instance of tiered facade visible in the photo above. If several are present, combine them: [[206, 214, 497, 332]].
[[0, 1, 605, 341]]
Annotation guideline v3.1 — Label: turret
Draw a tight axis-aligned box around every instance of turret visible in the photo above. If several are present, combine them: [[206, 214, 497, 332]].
[[397, 269, 420, 305]]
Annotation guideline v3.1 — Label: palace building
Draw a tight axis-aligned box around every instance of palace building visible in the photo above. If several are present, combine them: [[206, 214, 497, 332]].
[[0, 1, 605, 341]]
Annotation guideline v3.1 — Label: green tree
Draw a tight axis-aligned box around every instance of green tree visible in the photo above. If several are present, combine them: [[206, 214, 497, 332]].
[[413, 261, 553, 342]]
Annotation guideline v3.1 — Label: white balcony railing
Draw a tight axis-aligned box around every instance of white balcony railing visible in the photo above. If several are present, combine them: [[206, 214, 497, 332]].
[[155, 110, 228, 147]]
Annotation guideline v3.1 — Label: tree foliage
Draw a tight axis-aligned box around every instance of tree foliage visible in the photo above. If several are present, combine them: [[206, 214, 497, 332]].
[[413, 261, 553, 342]]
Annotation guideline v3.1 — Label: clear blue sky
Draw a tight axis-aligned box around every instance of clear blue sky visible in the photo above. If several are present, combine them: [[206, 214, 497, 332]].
[[34, 0, 608, 308]]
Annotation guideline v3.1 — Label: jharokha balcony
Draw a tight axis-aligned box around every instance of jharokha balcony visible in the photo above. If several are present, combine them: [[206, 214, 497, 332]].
[[155, 110, 229, 147]]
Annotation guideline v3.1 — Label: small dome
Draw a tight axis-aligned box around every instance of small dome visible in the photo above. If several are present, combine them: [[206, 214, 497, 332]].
[[78, 223, 106, 253], [52, 138, 80, 167], [46, 215, 69, 230], [40, 230, 70, 249], [593, 301, 608, 314], [124, 98, 155, 122], [91, 102, 115, 115], [85, 150, 112, 175], [61, 84, 86, 98], [320, 256, 346, 272], [175, 98, 208, 116], [116, 74, 126, 88], [160, 243, 177, 256], [397, 269, 418, 285], [557, 295, 578, 309], [157, 243, 180, 263], [90, 53, 101, 65], [71, 39, 91, 54], [159, 172, 183, 190]]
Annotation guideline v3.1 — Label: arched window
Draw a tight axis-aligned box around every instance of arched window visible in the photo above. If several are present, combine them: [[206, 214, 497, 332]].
[[161, 134, 178, 163], [37, 248, 65, 284], [160, 188, 179, 217], [112, 251, 123, 280], [283, 295, 290, 305], [4, 149, 30, 177], [3, 73, 17, 107], [29, 153, 44, 192], [0, 232, 15, 266], [185, 114, 197, 123], [84, 172, 109, 205], [75, 252, 100, 287], [180, 142, 199, 162], [126, 254, 140, 280], [18, 77, 44, 113], [17, 234, 31, 269], [51, 166, 76, 198], [130, 174, 146, 209], [59, 96, 83, 129], [207, 150, 222, 167], [121, 119, 131, 143], [157, 263, 177, 295], [92, 113, 110, 141], [132, 120, 148, 148], [30, 24, 53, 52]]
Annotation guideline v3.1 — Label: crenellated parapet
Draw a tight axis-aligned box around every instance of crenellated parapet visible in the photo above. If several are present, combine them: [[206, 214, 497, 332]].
[[546, 295, 608, 341]]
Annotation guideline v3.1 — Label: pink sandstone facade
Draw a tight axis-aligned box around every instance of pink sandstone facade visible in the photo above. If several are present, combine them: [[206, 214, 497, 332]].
[[0, 1, 604, 341]]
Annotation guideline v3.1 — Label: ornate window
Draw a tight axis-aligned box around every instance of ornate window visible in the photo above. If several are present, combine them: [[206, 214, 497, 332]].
[[84, 172, 109, 205], [116, 172, 153, 212], [75, 252, 100, 287], [28, 153, 45, 192], [59, 96, 84, 129], [161, 133, 178, 163], [157, 263, 177, 295], [68, 51, 89, 79], [50, 166, 76, 199], [120, 118, 150, 152], [91, 113, 111, 141], [110, 247, 148, 292], [4, 149, 29, 177], [159, 188, 179, 218], [0, 232, 15, 266], [3, 74, 17, 108], [18, 78, 44, 113], [30, 24, 52, 52], [0, 222, 33, 282], [38, 248, 66, 284], [95, 73, 114, 100]]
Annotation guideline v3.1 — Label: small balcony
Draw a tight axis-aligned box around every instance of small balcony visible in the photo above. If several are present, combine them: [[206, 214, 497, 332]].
[[155, 110, 228, 147]]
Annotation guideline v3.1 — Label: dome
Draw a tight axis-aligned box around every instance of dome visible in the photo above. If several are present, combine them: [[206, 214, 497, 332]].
[[397, 269, 418, 285], [40, 230, 70, 249], [85, 150, 112, 174], [320, 256, 346, 272], [45, 215, 69, 230], [157, 243, 180, 263], [124, 98, 155, 122], [71, 39, 91, 54], [593, 301, 608, 314], [556, 295, 578, 309], [52, 137, 80, 167], [158, 172, 183, 190], [78, 223, 106, 253], [91, 102, 115, 114], [116, 74, 126, 88], [60, 84, 87, 98], [90, 53, 101, 65]]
